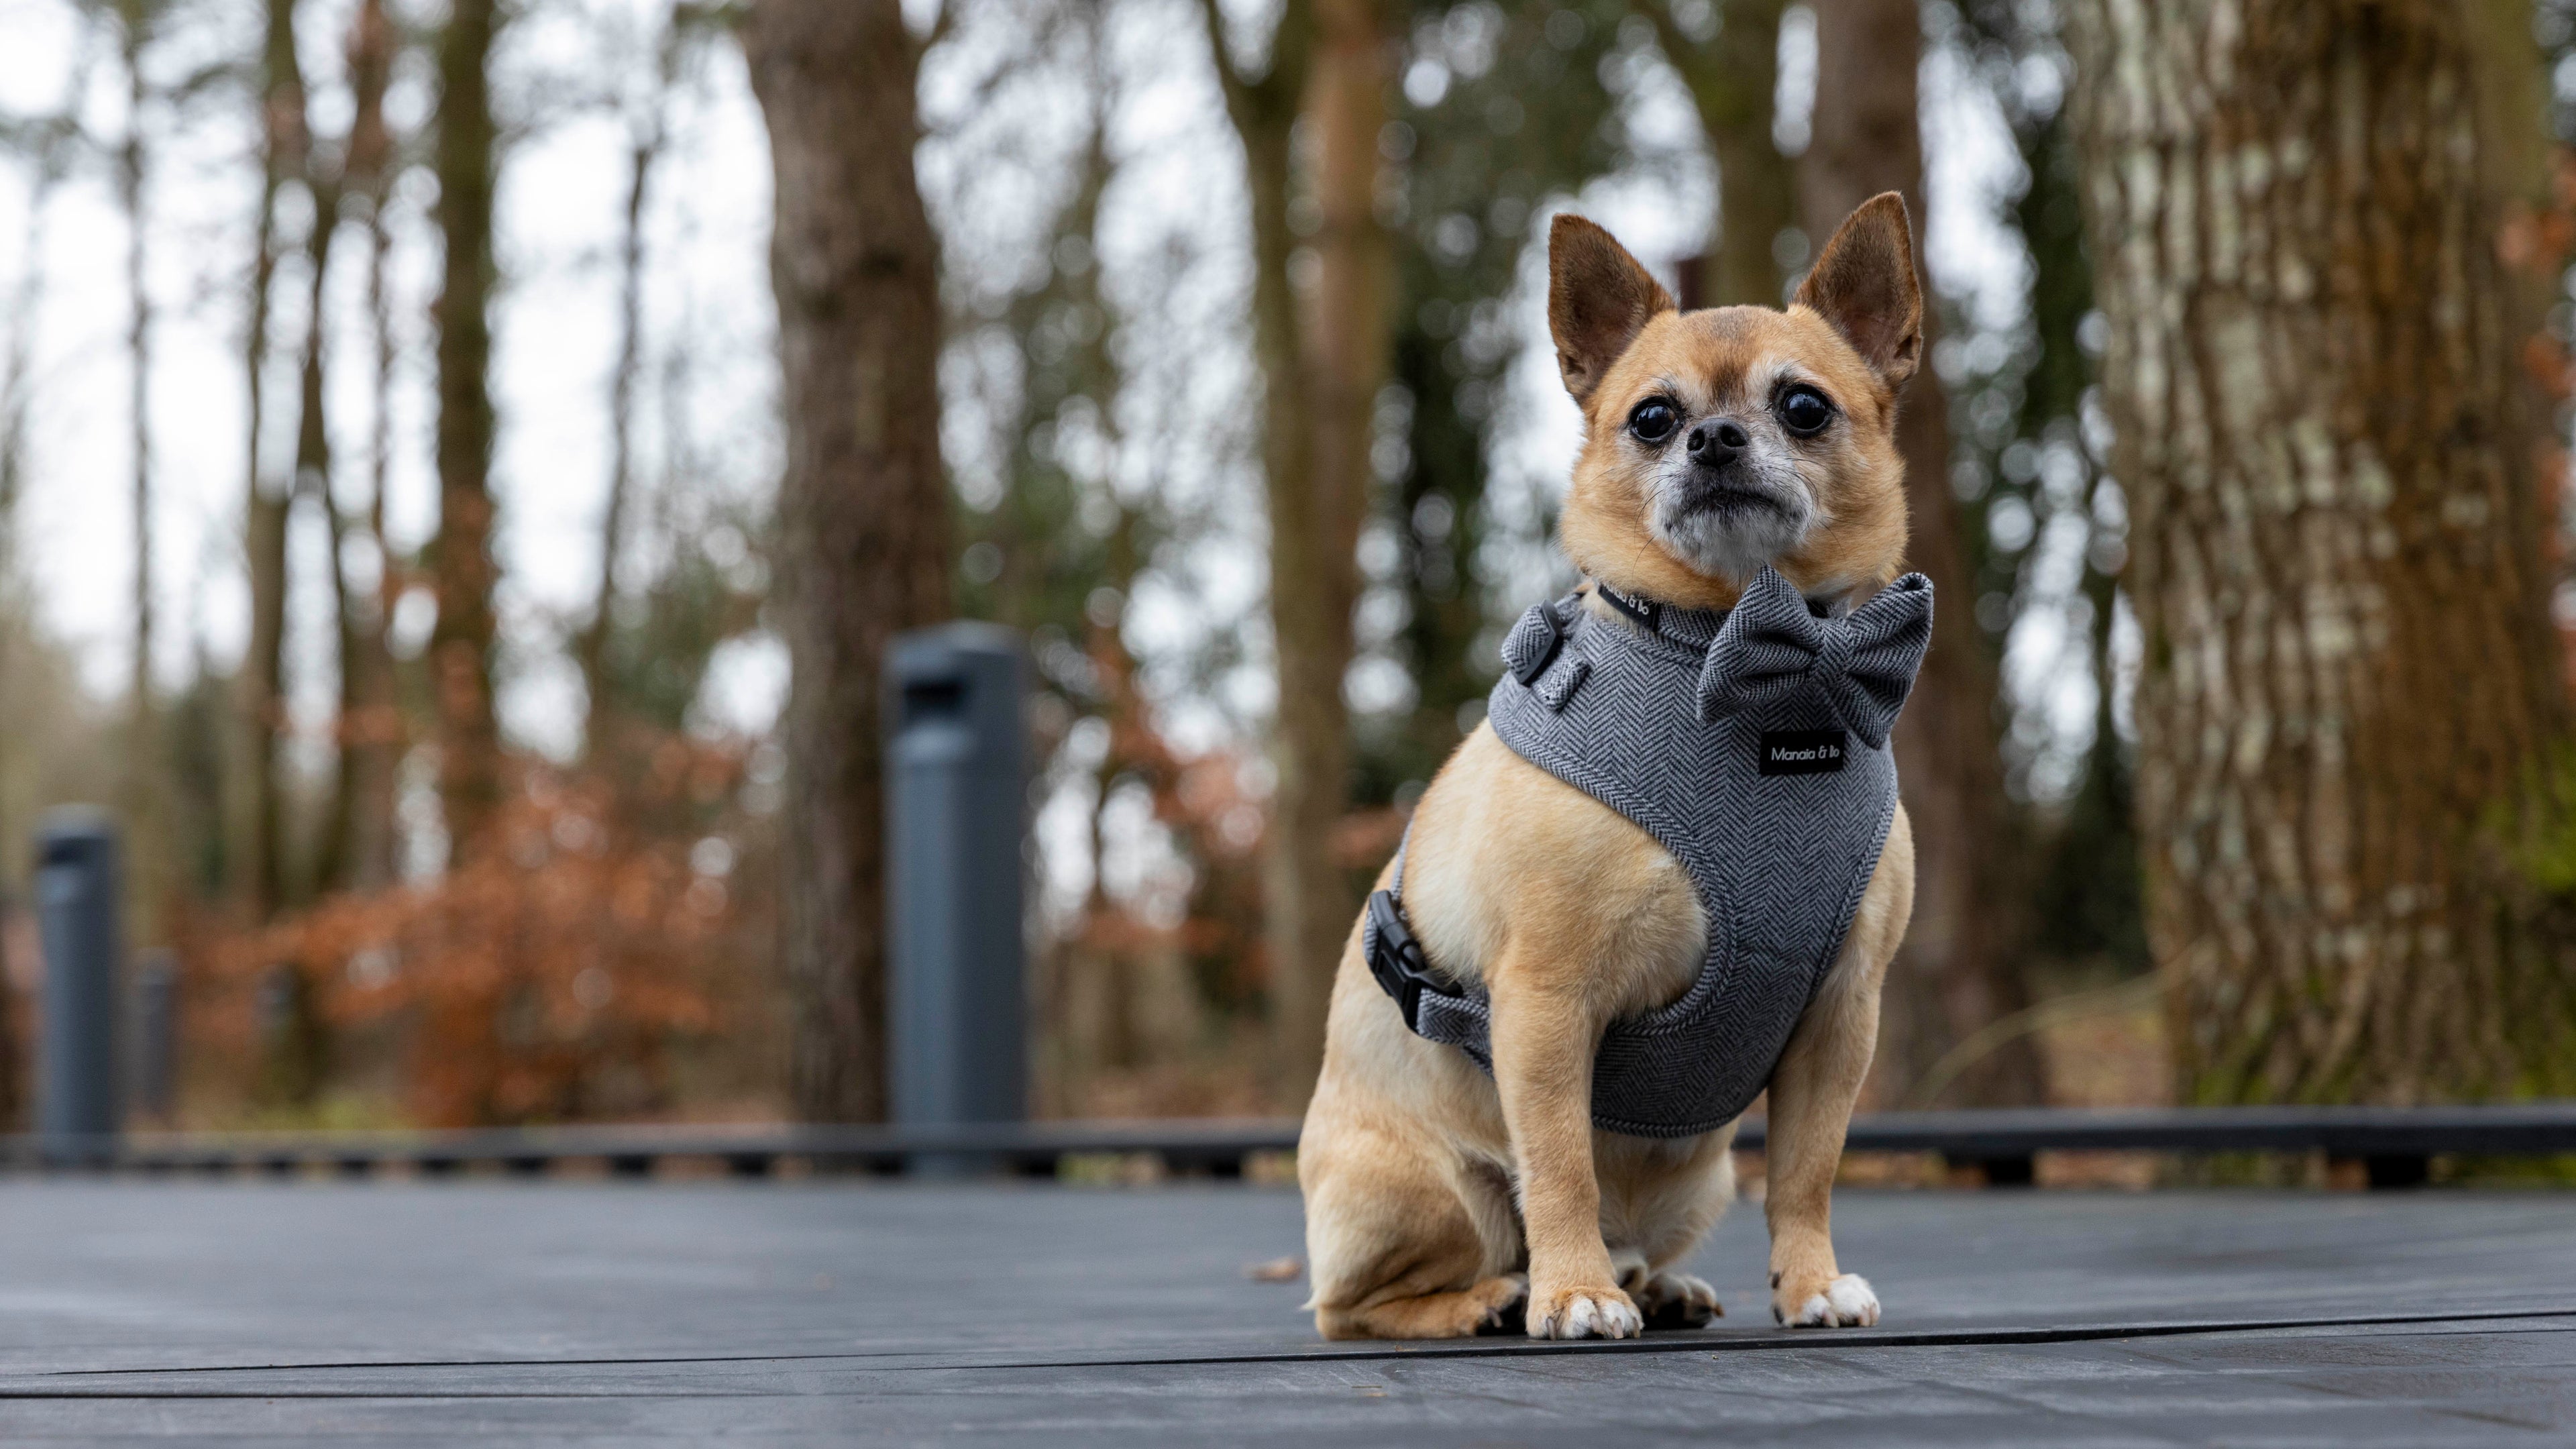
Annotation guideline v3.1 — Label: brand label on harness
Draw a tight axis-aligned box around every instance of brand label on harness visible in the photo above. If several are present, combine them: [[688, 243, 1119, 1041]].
[[1759, 729, 1847, 776]]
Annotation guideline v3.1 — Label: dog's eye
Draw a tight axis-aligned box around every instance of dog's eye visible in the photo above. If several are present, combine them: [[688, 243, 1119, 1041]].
[[1628, 398, 1680, 444], [1778, 385, 1834, 437]]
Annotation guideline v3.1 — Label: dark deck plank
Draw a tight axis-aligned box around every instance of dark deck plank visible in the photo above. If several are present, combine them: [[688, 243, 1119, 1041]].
[[0, 1183, 2561, 1442]]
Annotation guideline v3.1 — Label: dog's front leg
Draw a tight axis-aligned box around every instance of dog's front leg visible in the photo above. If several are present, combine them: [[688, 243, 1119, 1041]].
[[1762, 814, 1911, 1328], [1762, 972, 1880, 1327], [1488, 959, 1641, 1340]]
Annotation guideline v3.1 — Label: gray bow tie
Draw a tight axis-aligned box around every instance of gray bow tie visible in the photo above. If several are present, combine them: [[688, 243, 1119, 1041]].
[[1695, 566, 1933, 749]]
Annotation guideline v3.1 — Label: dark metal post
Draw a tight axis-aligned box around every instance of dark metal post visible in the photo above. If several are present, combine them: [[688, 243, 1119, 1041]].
[[132, 949, 178, 1124], [35, 810, 122, 1163], [885, 624, 1026, 1174]]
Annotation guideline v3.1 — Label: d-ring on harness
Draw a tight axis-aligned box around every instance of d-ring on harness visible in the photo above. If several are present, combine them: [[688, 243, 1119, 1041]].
[[1361, 566, 1933, 1138]]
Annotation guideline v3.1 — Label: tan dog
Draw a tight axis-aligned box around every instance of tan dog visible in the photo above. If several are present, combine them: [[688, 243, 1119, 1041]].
[[1297, 193, 1926, 1340]]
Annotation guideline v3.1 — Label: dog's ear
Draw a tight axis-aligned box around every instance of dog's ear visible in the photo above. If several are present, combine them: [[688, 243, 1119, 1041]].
[[1548, 215, 1674, 405], [1793, 193, 1923, 389]]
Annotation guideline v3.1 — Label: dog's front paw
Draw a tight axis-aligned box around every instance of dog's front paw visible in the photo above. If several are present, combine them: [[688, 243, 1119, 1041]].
[[1637, 1271, 1722, 1330], [1527, 1281, 1643, 1340], [1773, 1271, 1878, 1328]]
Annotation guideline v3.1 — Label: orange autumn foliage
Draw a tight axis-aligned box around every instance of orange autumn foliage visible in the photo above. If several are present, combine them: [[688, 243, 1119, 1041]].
[[191, 740, 767, 1127]]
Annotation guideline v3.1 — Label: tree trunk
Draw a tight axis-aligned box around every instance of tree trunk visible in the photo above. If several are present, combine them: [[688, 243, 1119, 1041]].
[[1197, 0, 1392, 1098], [1652, 0, 1797, 309], [0, 117, 58, 1130], [429, 0, 503, 863], [744, 0, 949, 1124], [244, 0, 354, 1089], [1801, 0, 2046, 1107], [1199, 1, 1310, 1093], [578, 134, 652, 757], [2459, 1, 2564, 459], [117, 2, 151, 707], [580, 23, 676, 759], [241, 0, 303, 920], [319, 0, 398, 894], [115, 0, 164, 943], [1275, 0, 1389, 1093], [287, 140, 342, 902], [331, 197, 402, 893], [2065, 0, 2574, 1104]]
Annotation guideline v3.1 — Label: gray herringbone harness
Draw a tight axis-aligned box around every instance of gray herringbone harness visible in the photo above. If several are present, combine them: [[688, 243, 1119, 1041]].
[[1363, 565, 1933, 1138]]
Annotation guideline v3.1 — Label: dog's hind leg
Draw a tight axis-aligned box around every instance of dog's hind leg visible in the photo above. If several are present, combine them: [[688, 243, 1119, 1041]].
[[1303, 1117, 1523, 1340], [1316, 1273, 1529, 1340]]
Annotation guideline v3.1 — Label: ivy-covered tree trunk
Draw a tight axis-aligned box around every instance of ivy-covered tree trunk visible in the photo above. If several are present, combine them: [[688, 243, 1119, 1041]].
[[745, 0, 949, 1122], [1803, 0, 2046, 1107], [2065, 0, 2575, 1103]]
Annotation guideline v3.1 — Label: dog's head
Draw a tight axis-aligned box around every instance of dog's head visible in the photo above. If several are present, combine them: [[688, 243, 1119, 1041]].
[[1548, 193, 1921, 612]]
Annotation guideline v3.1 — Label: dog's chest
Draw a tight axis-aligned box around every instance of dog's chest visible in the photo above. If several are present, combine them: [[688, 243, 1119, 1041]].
[[1477, 598, 1899, 1136]]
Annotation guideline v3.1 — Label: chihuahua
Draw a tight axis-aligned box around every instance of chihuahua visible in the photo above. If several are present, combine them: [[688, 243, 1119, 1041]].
[[1296, 193, 1929, 1340]]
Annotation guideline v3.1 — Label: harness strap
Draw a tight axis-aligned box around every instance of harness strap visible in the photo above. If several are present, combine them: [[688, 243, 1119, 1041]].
[[1593, 580, 1660, 633]]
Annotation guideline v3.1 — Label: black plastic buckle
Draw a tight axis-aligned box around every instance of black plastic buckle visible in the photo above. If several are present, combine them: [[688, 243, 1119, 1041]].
[[1511, 601, 1568, 686], [1365, 889, 1444, 1027]]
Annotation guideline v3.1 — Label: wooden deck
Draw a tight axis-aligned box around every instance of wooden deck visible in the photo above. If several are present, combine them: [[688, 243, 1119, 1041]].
[[0, 1179, 2562, 1442]]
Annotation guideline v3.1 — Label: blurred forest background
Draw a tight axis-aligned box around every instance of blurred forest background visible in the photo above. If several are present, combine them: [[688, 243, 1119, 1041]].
[[0, 0, 2571, 1132]]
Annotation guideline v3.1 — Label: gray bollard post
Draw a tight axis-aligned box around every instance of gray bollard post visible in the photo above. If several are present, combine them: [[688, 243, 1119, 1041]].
[[885, 624, 1027, 1175], [132, 949, 178, 1124], [35, 810, 122, 1165]]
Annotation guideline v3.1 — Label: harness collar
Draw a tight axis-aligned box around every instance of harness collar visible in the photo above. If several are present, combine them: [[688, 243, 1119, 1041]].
[[1591, 579, 1661, 632], [1589, 575, 1847, 653]]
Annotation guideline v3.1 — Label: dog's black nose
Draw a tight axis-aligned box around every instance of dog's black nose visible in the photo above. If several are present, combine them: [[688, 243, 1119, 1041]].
[[1687, 417, 1749, 466]]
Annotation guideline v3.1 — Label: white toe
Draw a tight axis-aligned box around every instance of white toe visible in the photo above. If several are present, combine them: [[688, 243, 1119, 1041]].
[[1791, 1273, 1880, 1327], [1598, 1295, 1642, 1338], [1564, 1296, 1599, 1337], [1826, 1273, 1879, 1326]]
